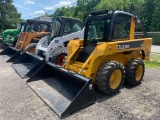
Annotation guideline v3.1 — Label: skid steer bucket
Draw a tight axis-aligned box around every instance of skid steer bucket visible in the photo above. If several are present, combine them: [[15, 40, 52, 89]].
[[0, 46, 21, 62], [11, 52, 45, 79], [1, 43, 9, 49], [27, 62, 96, 118]]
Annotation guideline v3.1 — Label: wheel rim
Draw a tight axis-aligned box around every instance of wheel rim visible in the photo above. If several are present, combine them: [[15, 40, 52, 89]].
[[29, 47, 35, 53], [135, 65, 143, 81], [109, 69, 122, 89], [57, 54, 66, 66]]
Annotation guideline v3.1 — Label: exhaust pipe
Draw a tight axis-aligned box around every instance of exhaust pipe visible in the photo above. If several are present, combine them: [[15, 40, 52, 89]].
[[12, 52, 45, 78], [27, 62, 96, 118]]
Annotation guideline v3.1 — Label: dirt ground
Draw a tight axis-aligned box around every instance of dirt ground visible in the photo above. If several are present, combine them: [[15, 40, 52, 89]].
[[0, 46, 160, 120]]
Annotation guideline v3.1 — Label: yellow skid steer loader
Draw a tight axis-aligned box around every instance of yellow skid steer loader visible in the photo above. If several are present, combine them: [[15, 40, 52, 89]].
[[27, 10, 152, 118]]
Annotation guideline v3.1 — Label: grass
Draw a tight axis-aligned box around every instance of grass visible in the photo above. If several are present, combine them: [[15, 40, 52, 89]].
[[145, 53, 160, 69]]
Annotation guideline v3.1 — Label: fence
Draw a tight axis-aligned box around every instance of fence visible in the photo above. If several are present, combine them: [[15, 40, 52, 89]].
[[147, 32, 160, 45], [0, 31, 159, 45]]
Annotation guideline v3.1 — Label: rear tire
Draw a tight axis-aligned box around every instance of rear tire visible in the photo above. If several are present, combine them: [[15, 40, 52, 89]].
[[12, 35, 19, 47], [51, 51, 68, 66], [96, 61, 124, 95], [125, 58, 144, 85], [24, 43, 37, 53]]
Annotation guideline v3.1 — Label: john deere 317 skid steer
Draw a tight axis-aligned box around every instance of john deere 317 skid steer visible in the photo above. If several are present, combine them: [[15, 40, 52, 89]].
[[26, 10, 152, 118], [0, 19, 51, 62]]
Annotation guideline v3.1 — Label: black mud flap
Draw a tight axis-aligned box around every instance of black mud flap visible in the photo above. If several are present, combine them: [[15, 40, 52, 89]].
[[0, 46, 21, 62], [11, 52, 45, 79], [27, 62, 96, 118]]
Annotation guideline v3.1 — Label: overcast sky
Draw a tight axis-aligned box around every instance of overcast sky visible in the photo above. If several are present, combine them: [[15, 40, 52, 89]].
[[13, 0, 77, 19]]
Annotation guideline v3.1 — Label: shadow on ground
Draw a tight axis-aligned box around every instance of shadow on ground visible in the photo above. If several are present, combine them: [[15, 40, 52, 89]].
[[94, 82, 141, 103], [0, 43, 3, 50]]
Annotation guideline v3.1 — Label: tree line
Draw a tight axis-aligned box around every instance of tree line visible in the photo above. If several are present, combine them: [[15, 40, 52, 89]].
[[0, 0, 21, 32], [0, 0, 159, 32], [50, 0, 160, 32]]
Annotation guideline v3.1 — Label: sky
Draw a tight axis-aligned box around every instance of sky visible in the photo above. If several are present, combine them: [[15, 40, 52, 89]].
[[13, 0, 77, 20]]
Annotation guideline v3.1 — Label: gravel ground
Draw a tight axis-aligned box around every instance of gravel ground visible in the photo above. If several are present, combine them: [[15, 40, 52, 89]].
[[0, 45, 160, 120], [151, 45, 160, 54]]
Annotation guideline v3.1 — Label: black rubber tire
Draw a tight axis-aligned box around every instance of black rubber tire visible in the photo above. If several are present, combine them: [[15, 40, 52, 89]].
[[96, 61, 125, 95], [50, 51, 68, 66], [125, 58, 145, 85], [24, 43, 37, 53], [12, 35, 19, 47]]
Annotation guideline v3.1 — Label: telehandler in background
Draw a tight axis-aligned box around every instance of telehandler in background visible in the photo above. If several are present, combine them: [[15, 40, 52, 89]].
[[0, 19, 51, 62], [1, 22, 27, 48], [27, 10, 152, 118], [11, 16, 84, 78]]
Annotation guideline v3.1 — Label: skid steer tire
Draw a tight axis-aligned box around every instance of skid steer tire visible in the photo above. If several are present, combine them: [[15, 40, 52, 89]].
[[96, 61, 124, 95], [24, 43, 37, 54], [12, 35, 19, 47], [125, 58, 144, 85], [51, 51, 67, 66]]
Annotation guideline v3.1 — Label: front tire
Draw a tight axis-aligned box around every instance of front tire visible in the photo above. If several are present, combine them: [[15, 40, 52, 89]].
[[12, 35, 19, 47], [50, 51, 67, 66], [125, 58, 144, 85], [96, 61, 125, 95], [24, 43, 37, 53]]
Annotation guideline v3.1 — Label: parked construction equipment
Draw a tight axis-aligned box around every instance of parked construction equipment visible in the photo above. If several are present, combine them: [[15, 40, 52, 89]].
[[0, 19, 51, 62], [26, 10, 152, 118], [1, 29, 19, 48], [1, 22, 27, 48], [12, 16, 83, 78]]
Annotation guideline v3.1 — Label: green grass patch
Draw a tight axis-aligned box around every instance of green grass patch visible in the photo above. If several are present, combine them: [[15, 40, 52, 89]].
[[145, 53, 160, 69]]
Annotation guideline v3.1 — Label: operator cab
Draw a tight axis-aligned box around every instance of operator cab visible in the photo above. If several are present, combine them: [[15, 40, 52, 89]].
[[48, 16, 83, 42], [41, 16, 83, 47], [19, 22, 27, 33], [24, 20, 51, 33], [38, 16, 83, 57], [76, 10, 147, 62]]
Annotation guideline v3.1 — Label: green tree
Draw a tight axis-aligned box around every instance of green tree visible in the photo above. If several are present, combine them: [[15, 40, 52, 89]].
[[50, 6, 76, 18], [49, 0, 160, 31], [94, 0, 144, 14], [50, 0, 101, 22], [75, 0, 101, 21], [137, 0, 154, 31], [0, 0, 21, 31], [150, 0, 160, 31]]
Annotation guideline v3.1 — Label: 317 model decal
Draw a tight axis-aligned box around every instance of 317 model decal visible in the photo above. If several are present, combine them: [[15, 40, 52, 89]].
[[117, 40, 144, 50]]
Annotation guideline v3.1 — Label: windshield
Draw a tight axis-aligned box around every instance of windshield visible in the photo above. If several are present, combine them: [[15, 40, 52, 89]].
[[48, 18, 61, 41], [24, 22, 34, 32], [20, 24, 25, 32], [86, 18, 111, 43]]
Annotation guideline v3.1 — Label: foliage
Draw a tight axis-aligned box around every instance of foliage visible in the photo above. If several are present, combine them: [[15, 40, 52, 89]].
[[150, 0, 160, 31], [50, 0, 101, 22], [49, 0, 159, 32], [145, 53, 160, 69], [0, 0, 21, 32], [1, 0, 159, 32], [49, 6, 76, 18], [75, 0, 101, 21]]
